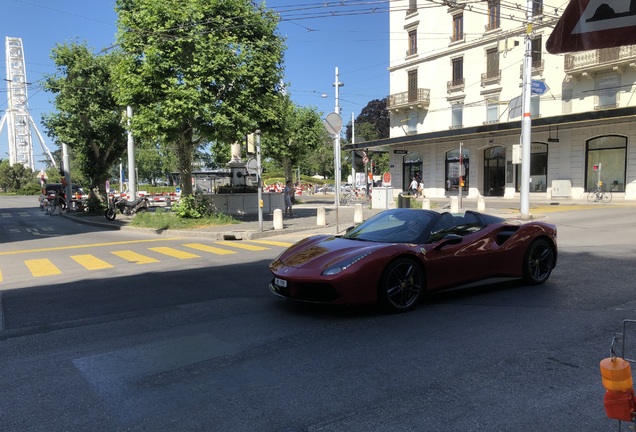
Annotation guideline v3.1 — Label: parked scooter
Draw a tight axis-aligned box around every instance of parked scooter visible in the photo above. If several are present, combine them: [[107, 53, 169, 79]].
[[105, 195, 149, 220]]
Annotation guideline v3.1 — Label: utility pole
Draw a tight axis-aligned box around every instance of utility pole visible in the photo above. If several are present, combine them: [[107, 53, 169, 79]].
[[351, 112, 356, 190], [256, 130, 263, 232], [126, 106, 137, 199], [333, 67, 344, 232], [519, 0, 534, 217]]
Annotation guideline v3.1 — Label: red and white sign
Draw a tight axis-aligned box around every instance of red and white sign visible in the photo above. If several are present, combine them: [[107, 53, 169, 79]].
[[547, 0, 636, 54], [382, 171, 391, 185]]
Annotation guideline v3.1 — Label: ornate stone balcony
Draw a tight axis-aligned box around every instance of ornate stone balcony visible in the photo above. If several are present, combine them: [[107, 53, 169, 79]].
[[564, 46, 636, 79], [387, 88, 431, 111]]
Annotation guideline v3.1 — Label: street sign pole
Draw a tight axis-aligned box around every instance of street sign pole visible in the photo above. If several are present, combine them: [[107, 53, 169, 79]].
[[520, 0, 534, 218]]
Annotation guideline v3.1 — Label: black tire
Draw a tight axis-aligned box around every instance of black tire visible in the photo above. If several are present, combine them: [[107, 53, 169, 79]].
[[378, 258, 424, 313], [105, 208, 116, 221], [523, 239, 555, 285], [587, 191, 596, 203], [602, 191, 612, 204]]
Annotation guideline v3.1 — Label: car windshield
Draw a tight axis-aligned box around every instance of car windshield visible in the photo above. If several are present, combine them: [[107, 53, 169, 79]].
[[342, 209, 437, 243]]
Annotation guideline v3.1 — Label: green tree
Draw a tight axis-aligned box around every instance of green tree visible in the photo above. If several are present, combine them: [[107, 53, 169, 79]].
[[346, 98, 389, 141], [41, 42, 127, 200], [263, 97, 326, 181], [114, 0, 285, 196], [0, 160, 37, 193]]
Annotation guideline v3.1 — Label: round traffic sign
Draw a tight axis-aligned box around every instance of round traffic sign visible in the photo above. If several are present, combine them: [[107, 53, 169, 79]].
[[324, 112, 342, 135], [362, 156, 369, 165], [382, 172, 391, 184]]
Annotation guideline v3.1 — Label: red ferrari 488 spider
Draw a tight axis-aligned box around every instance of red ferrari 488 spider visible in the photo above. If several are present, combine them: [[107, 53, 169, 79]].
[[269, 209, 557, 313]]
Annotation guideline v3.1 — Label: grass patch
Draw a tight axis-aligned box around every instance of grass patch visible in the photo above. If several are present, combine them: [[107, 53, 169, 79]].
[[130, 209, 239, 230]]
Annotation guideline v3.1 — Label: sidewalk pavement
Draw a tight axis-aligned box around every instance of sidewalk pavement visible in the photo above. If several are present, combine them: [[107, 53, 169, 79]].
[[64, 194, 634, 241]]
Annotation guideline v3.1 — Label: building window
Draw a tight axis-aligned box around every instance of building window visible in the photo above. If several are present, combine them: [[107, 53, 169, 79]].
[[452, 57, 463, 86], [406, 110, 418, 135], [486, 99, 499, 123], [408, 29, 417, 56], [531, 37, 542, 68], [586, 135, 626, 192], [515, 143, 548, 192], [408, 69, 418, 102], [452, 14, 463, 42], [451, 103, 463, 128], [407, 0, 417, 14], [487, 1, 500, 31], [532, 0, 543, 15], [531, 94, 540, 117], [486, 48, 499, 78], [445, 148, 470, 192], [597, 74, 619, 109]]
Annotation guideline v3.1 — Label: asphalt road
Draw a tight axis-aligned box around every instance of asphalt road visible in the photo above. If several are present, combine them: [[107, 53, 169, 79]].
[[1, 196, 636, 431]]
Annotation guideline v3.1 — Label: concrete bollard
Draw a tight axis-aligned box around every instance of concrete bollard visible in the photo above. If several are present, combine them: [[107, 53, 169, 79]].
[[421, 198, 430, 210], [354, 203, 363, 224], [273, 208, 284, 230], [477, 196, 485, 212], [450, 196, 459, 213], [317, 207, 327, 226]]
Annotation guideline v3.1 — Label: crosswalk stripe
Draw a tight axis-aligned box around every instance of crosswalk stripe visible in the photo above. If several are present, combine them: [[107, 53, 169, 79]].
[[0, 269, 3, 282], [25, 258, 62, 277], [148, 247, 200, 259], [111, 250, 160, 264], [215, 241, 270, 251], [249, 239, 294, 248], [71, 254, 114, 270], [183, 243, 237, 255]]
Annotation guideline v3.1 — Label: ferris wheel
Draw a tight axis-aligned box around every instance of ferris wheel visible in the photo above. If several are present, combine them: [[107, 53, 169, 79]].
[[0, 36, 56, 170]]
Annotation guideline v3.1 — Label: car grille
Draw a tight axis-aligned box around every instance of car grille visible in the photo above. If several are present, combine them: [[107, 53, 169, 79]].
[[270, 279, 340, 303]]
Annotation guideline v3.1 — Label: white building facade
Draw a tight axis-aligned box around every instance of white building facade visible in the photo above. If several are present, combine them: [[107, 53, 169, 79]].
[[347, 0, 636, 200]]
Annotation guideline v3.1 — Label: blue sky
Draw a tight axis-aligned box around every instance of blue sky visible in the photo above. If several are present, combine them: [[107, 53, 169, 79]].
[[1, 0, 391, 169]]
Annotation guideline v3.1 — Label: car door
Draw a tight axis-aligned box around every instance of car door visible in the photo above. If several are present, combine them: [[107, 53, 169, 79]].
[[422, 213, 499, 290]]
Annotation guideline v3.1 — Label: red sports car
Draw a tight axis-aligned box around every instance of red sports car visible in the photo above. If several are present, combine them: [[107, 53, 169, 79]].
[[269, 209, 557, 313]]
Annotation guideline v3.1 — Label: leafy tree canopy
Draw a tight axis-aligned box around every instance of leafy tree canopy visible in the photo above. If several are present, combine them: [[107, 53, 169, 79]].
[[41, 42, 127, 197], [114, 0, 286, 195]]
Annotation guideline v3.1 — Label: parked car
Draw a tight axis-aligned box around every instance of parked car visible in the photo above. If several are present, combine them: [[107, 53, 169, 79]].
[[269, 209, 557, 313]]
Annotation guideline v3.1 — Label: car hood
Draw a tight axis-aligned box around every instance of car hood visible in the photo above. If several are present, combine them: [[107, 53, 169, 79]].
[[272, 235, 385, 270]]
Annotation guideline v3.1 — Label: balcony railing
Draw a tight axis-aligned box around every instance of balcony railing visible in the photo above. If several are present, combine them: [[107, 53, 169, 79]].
[[447, 77, 465, 93], [481, 70, 501, 86], [564, 46, 636, 74], [387, 88, 431, 110]]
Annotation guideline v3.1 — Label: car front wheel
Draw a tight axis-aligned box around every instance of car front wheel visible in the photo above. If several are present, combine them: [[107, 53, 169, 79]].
[[523, 239, 555, 285], [378, 258, 424, 313]]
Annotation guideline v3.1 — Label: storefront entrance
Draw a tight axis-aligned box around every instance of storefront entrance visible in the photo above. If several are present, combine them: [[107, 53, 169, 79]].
[[483, 146, 505, 196]]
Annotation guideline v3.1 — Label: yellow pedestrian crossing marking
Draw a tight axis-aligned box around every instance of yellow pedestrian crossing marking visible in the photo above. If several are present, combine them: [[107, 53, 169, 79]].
[[1, 238, 294, 283], [111, 250, 160, 264], [249, 239, 294, 248], [25, 258, 62, 277], [183, 243, 237, 255], [148, 247, 200, 259], [71, 254, 114, 270], [215, 241, 270, 251]]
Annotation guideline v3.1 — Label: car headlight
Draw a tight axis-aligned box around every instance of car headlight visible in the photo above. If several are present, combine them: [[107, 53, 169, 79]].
[[322, 252, 372, 276]]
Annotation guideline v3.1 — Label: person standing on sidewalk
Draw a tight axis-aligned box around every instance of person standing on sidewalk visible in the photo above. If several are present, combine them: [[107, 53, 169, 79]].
[[283, 180, 295, 217]]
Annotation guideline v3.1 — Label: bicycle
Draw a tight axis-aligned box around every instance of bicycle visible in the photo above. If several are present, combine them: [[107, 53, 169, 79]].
[[44, 195, 66, 215], [339, 191, 358, 206], [587, 185, 612, 203]]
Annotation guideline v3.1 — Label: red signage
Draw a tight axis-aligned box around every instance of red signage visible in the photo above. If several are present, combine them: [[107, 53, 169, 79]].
[[546, 0, 636, 54], [382, 172, 391, 184]]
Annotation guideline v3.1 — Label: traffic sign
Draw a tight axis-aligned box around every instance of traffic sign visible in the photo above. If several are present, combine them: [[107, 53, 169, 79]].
[[382, 172, 391, 185], [323, 112, 342, 135], [547, 0, 636, 53], [531, 80, 549, 95], [362, 156, 369, 165]]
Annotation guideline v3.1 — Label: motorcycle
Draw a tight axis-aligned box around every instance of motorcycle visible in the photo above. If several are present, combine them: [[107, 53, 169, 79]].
[[105, 196, 149, 220]]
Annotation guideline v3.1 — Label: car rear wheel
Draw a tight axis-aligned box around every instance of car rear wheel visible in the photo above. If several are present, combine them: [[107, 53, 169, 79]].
[[378, 258, 424, 313], [523, 239, 554, 285]]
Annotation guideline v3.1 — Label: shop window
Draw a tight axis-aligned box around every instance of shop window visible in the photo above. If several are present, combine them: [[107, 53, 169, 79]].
[[586, 135, 626, 192]]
